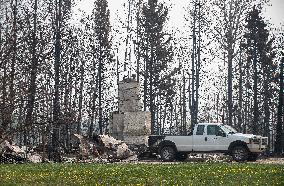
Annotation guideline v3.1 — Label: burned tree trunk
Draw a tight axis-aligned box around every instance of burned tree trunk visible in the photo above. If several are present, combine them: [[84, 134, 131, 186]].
[[252, 44, 259, 134], [52, 0, 62, 162], [2, 0, 18, 133], [237, 45, 243, 131], [24, 0, 38, 145], [77, 59, 85, 134], [275, 54, 284, 155]]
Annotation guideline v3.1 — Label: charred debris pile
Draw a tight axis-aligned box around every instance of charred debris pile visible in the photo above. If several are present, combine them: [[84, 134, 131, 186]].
[[0, 134, 149, 164]]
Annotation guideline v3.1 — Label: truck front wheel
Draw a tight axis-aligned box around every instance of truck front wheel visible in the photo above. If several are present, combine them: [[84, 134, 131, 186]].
[[231, 146, 249, 162], [160, 146, 175, 161]]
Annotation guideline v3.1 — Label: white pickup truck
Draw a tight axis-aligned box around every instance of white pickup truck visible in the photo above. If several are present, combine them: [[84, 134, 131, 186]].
[[148, 123, 268, 162]]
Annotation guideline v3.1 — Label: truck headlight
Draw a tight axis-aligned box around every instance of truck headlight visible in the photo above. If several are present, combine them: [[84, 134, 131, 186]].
[[249, 138, 260, 144]]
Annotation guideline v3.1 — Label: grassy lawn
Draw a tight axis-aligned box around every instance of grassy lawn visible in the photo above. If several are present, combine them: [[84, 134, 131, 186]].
[[0, 162, 283, 185]]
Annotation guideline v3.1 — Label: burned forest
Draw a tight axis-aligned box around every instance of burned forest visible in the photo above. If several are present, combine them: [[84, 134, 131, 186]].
[[0, 0, 284, 164]]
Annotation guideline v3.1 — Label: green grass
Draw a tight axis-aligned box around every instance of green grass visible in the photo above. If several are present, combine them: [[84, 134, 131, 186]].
[[0, 162, 283, 185]]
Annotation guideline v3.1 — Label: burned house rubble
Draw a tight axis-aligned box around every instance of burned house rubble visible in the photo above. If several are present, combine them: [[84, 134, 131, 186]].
[[0, 134, 137, 163], [0, 78, 151, 164], [0, 140, 42, 163], [70, 134, 136, 162]]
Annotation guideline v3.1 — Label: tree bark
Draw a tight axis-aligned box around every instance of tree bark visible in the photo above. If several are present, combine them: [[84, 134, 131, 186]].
[[252, 45, 259, 134], [237, 47, 243, 131], [227, 48, 233, 126], [275, 54, 283, 154], [52, 0, 62, 162], [191, 0, 197, 127], [24, 0, 38, 145], [77, 59, 85, 134], [2, 0, 17, 133]]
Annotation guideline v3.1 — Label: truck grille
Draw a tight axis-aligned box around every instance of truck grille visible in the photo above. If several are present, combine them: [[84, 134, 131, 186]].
[[261, 138, 268, 146]]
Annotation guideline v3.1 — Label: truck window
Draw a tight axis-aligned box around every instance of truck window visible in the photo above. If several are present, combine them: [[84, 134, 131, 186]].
[[196, 125, 205, 135], [207, 125, 218, 135], [207, 125, 223, 135]]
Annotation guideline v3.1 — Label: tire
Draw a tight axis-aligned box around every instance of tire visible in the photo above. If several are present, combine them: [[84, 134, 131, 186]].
[[160, 146, 176, 161], [247, 153, 258, 162], [231, 146, 249, 162], [176, 153, 187, 161]]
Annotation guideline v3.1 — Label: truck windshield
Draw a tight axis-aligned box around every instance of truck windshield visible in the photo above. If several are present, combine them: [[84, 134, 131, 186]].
[[221, 125, 237, 134]]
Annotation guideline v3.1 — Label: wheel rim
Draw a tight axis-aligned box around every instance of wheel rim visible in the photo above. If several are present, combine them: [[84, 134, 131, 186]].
[[233, 148, 245, 161], [162, 147, 173, 160]]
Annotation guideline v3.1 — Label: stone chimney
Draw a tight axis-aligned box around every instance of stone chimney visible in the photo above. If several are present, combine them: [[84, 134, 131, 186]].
[[110, 76, 151, 145]]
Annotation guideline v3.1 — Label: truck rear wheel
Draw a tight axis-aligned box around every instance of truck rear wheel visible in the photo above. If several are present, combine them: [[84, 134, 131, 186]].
[[160, 146, 175, 161], [231, 146, 248, 162]]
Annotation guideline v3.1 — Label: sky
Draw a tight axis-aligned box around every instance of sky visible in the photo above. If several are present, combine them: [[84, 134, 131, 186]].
[[263, 0, 284, 27], [75, 0, 284, 29], [74, 0, 284, 82]]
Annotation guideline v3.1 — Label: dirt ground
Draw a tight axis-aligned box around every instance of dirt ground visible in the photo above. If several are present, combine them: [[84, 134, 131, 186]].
[[119, 156, 284, 165], [253, 157, 284, 164]]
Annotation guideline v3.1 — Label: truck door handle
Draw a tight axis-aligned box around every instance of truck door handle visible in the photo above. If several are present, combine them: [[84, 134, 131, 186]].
[[205, 137, 207, 141]]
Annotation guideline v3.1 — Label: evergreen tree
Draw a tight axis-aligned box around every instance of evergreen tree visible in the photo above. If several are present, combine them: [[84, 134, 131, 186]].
[[275, 53, 283, 154], [244, 6, 276, 136], [140, 0, 175, 134]]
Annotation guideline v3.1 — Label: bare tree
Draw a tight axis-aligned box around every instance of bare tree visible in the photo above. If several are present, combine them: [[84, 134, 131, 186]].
[[24, 0, 38, 145], [210, 0, 254, 126]]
